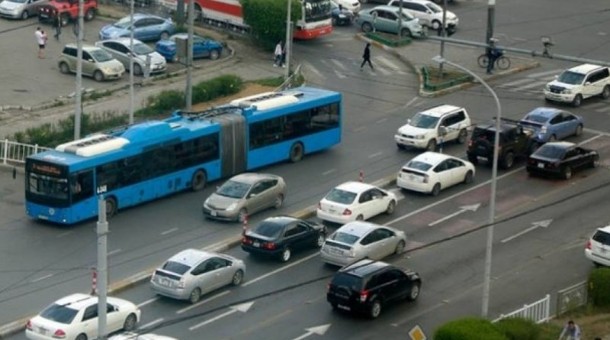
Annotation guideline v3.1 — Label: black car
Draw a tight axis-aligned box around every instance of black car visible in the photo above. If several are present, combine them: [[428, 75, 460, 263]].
[[326, 259, 421, 319], [526, 141, 599, 179], [241, 216, 326, 262], [331, 2, 355, 26]]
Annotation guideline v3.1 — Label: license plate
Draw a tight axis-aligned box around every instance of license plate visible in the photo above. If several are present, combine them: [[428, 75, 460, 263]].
[[253, 241, 260, 247], [38, 327, 48, 335], [159, 278, 171, 286], [538, 163, 545, 168], [40, 14, 48, 18], [210, 210, 217, 216], [329, 247, 343, 255]]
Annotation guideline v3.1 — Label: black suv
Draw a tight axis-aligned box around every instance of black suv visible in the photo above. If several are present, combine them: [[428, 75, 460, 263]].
[[466, 118, 536, 169], [326, 259, 421, 318]]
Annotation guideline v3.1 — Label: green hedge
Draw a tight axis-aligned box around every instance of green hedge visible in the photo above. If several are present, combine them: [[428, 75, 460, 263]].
[[589, 267, 610, 307], [434, 317, 508, 340], [494, 317, 540, 340]]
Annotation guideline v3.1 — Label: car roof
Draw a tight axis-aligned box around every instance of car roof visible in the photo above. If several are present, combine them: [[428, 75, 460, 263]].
[[340, 259, 391, 277], [64, 44, 103, 52], [408, 151, 453, 166], [524, 107, 563, 119], [167, 249, 214, 267], [335, 221, 381, 238], [567, 64, 606, 74], [170, 33, 203, 40], [258, 215, 299, 226], [229, 173, 278, 184], [393, 0, 434, 4], [371, 5, 404, 12], [596, 225, 610, 234], [417, 104, 462, 118], [334, 181, 377, 194], [102, 37, 146, 45], [53, 293, 96, 309]]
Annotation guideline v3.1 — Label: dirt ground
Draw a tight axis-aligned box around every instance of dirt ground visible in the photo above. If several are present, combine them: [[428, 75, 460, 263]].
[[191, 83, 277, 111], [552, 313, 610, 340]]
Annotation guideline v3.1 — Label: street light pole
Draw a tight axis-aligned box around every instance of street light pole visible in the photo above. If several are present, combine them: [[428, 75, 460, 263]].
[[284, 0, 292, 79], [128, 0, 134, 124], [431, 55, 501, 318], [485, 0, 496, 45]]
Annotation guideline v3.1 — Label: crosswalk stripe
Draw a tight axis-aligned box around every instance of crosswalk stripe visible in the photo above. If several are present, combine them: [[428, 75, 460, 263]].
[[333, 69, 347, 79], [510, 81, 547, 92], [499, 78, 536, 87], [303, 62, 324, 79], [376, 55, 402, 70], [526, 69, 563, 78], [375, 67, 391, 76], [330, 58, 348, 72]]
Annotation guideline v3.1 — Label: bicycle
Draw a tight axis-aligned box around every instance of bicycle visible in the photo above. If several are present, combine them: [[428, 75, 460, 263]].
[[477, 52, 511, 70]]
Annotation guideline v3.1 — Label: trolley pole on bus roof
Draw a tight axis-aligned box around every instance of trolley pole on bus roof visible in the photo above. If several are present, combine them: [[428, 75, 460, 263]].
[[96, 195, 109, 339]]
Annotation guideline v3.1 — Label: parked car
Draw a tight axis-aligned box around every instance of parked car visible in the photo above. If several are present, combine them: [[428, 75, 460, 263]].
[[326, 259, 421, 318], [519, 107, 584, 144], [543, 64, 610, 107], [526, 141, 599, 179], [58, 44, 125, 82], [96, 38, 167, 75], [332, 0, 360, 13], [202, 173, 286, 223], [99, 13, 176, 42], [316, 181, 397, 225], [155, 33, 223, 62], [320, 221, 406, 267], [25, 293, 141, 340], [395, 104, 471, 151], [150, 249, 246, 304], [397, 151, 475, 196], [355, 5, 424, 38], [242, 216, 327, 262], [109, 333, 177, 340], [0, 0, 47, 19], [387, 0, 458, 31], [585, 225, 610, 267], [331, 1, 355, 26]]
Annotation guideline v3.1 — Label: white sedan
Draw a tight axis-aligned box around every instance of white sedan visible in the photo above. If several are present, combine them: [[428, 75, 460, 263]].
[[316, 181, 397, 224], [26, 293, 141, 340], [397, 152, 475, 196]]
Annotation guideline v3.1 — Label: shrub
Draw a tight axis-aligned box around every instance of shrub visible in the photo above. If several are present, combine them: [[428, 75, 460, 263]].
[[589, 267, 610, 307], [433, 317, 508, 340], [494, 317, 540, 340]]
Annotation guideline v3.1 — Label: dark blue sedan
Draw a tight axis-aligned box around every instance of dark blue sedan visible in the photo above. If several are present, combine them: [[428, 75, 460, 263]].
[[99, 13, 176, 42], [519, 107, 584, 143], [155, 33, 224, 63]]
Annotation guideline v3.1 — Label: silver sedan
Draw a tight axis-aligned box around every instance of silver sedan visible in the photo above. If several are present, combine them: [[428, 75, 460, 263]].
[[320, 221, 407, 267]]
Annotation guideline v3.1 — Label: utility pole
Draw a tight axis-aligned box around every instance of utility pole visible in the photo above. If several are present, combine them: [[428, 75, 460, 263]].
[[128, 0, 134, 124], [485, 0, 495, 45], [397, 0, 403, 38], [74, 0, 84, 140], [185, 0, 194, 110], [96, 195, 109, 339], [438, 0, 448, 78], [284, 0, 291, 79]]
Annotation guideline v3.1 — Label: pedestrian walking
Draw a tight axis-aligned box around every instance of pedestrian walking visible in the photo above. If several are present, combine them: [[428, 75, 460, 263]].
[[360, 42, 373, 70], [53, 16, 62, 40], [281, 42, 287, 68], [35, 27, 47, 59], [274, 41, 283, 67], [558, 320, 581, 340]]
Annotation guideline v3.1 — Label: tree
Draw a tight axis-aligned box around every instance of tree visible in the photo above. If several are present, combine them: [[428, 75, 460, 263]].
[[241, 0, 301, 50]]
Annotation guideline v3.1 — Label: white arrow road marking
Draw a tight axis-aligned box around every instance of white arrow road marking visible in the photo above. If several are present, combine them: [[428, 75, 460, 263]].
[[428, 203, 481, 227], [189, 301, 254, 331], [292, 324, 332, 340], [501, 219, 553, 243]]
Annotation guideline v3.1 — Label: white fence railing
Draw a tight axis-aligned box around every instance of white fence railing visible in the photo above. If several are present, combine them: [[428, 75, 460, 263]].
[[493, 294, 551, 324], [1, 139, 50, 166]]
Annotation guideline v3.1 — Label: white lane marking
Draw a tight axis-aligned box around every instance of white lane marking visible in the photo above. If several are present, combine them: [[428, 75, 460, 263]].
[[137, 296, 159, 308], [526, 69, 563, 78], [31, 274, 53, 283], [140, 318, 164, 329], [108, 249, 122, 257], [376, 117, 388, 124], [322, 169, 336, 176], [243, 253, 318, 287], [330, 58, 347, 72], [303, 62, 323, 79], [368, 151, 383, 159], [333, 69, 347, 79], [376, 55, 401, 70], [353, 126, 366, 132], [498, 78, 535, 87], [501, 219, 553, 243], [510, 81, 547, 92], [176, 290, 230, 314], [375, 67, 391, 76], [404, 97, 419, 108], [56, 231, 72, 238], [189, 302, 254, 331], [161, 227, 179, 236]]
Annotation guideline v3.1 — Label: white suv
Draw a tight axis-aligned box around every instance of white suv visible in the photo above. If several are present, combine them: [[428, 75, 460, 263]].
[[395, 104, 470, 151], [544, 64, 610, 107], [585, 225, 610, 267], [387, 0, 458, 30]]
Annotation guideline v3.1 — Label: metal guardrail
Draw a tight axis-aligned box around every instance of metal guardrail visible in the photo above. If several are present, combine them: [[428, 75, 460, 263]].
[[556, 281, 588, 316], [493, 294, 551, 324], [1, 139, 50, 166]]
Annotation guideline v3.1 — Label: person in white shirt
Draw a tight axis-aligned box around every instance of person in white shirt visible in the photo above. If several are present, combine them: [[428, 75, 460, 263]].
[[35, 27, 47, 59], [558, 320, 581, 340], [274, 41, 283, 67]]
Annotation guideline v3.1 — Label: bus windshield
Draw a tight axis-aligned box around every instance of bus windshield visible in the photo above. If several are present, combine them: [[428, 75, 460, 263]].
[[27, 173, 69, 200], [304, 0, 331, 22]]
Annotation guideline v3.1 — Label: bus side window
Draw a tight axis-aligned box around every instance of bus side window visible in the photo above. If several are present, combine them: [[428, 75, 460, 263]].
[[71, 170, 93, 203]]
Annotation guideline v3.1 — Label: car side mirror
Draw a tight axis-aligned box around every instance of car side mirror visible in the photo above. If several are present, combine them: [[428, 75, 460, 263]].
[[407, 118, 412, 124], [585, 81, 592, 86]]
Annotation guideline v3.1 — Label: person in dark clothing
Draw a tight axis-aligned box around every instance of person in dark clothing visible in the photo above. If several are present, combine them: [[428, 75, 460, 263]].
[[360, 43, 373, 70], [486, 38, 501, 74], [53, 16, 61, 40]]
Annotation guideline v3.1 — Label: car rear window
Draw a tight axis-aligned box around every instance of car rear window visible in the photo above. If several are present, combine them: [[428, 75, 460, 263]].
[[472, 128, 497, 141], [329, 231, 360, 245], [39, 304, 79, 324], [252, 221, 283, 238], [406, 160, 432, 172], [534, 145, 567, 159], [162, 261, 191, 275], [331, 273, 363, 291], [325, 188, 356, 205], [592, 230, 610, 246]]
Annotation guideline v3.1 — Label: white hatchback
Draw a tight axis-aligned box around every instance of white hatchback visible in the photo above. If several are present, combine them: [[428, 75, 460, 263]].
[[585, 225, 610, 267], [316, 181, 397, 225], [332, 0, 361, 13], [397, 152, 475, 196]]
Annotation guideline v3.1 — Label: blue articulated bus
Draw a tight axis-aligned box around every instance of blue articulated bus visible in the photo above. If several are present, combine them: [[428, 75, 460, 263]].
[[25, 86, 342, 224]]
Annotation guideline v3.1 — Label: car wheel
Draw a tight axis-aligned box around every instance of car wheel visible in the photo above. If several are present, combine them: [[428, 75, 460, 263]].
[[231, 269, 244, 286], [467, 154, 478, 165], [93, 70, 104, 82], [123, 313, 138, 331], [289, 142, 304, 163], [431, 20, 441, 31], [426, 139, 437, 151], [280, 247, 291, 262], [431, 183, 441, 196], [356, 214, 364, 221], [21, 10, 29, 19], [385, 200, 396, 215], [273, 194, 284, 209], [500, 151, 515, 169], [562, 166, 572, 180], [85, 8, 95, 21], [134, 63, 143, 76], [105, 197, 117, 218], [463, 170, 474, 184], [407, 283, 421, 301], [191, 170, 207, 191], [600, 85, 610, 99], [361, 22, 373, 33], [210, 49, 220, 60], [75, 334, 87, 340], [396, 143, 406, 150], [400, 28, 412, 38], [575, 124, 583, 137], [315, 233, 325, 247], [457, 129, 468, 144], [59, 62, 70, 74], [189, 288, 202, 304], [160, 31, 170, 40], [394, 240, 405, 255], [572, 94, 583, 107], [237, 208, 248, 223], [369, 299, 382, 319]]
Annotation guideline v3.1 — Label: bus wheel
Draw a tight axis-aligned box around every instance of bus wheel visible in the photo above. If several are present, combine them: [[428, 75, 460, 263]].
[[289, 143, 304, 163], [191, 170, 207, 191], [105, 197, 117, 218]]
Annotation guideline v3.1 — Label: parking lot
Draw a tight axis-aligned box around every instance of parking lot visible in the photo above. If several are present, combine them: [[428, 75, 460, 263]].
[[0, 11, 225, 109]]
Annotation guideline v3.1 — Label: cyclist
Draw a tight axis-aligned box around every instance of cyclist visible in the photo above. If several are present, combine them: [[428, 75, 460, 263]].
[[486, 38, 502, 74]]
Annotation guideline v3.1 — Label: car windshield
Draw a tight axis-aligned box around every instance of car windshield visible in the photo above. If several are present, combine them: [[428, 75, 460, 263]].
[[523, 113, 550, 123], [406, 160, 433, 172], [410, 112, 439, 129], [114, 17, 133, 29], [216, 180, 251, 199], [162, 261, 191, 275], [330, 231, 360, 245], [39, 304, 79, 324], [90, 49, 114, 62], [252, 221, 283, 238], [325, 188, 357, 205], [133, 42, 153, 55], [557, 71, 585, 85], [534, 145, 567, 159], [425, 2, 443, 13]]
